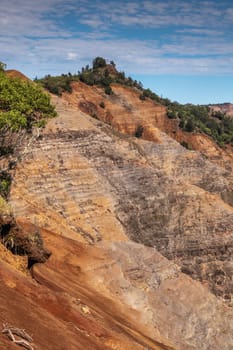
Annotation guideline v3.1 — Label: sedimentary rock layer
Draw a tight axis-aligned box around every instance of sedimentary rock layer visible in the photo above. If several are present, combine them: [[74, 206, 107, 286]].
[[9, 93, 233, 304]]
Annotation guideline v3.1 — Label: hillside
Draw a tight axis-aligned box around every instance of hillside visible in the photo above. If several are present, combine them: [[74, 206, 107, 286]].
[[58, 80, 233, 166], [38, 57, 233, 148], [1, 61, 233, 349]]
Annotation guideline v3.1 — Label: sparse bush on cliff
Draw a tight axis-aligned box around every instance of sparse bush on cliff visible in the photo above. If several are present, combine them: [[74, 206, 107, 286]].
[[162, 99, 233, 145], [36, 74, 74, 95], [104, 85, 113, 95], [37, 57, 144, 96], [139, 88, 161, 103]]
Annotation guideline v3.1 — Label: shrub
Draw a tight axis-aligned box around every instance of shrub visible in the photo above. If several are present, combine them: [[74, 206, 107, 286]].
[[37, 74, 73, 95], [104, 86, 113, 95], [167, 109, 177, 119], [139, 94, 146, 101], [92, 57, 107, 69], [184, 119, 195, 132]]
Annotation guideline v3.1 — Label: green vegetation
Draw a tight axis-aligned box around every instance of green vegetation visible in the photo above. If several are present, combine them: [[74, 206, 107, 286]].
[[37, 57, 143, 95], [0, 61, 57, 198], [0, 63, 56, 132], [92, 57, 107, 69], [161, 99, 233, 146], [139, 88, 160, 103], [35, 74, 73, 96], [137, 85, 233, 146], [77, 58, 143, 92]]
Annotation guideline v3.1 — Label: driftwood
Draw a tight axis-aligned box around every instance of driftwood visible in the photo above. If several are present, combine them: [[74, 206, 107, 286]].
[[2, 323, 34, 350]]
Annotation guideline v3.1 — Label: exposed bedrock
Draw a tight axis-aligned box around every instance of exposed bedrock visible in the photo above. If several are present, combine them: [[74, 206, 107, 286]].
[[9, 109, 233, 304]]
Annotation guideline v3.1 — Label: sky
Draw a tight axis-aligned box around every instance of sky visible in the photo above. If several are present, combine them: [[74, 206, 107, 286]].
[[0, 0, 233, 104]]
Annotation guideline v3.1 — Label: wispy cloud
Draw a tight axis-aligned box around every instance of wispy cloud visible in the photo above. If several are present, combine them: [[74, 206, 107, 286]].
[[0, 0, 232, 78], [75, 0, 233, 29]]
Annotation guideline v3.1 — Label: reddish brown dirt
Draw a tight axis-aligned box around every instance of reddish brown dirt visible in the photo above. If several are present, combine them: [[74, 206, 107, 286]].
[[0, 219, 175, 350], [5, 70, 31, 81], [60, 81, 233, 167]]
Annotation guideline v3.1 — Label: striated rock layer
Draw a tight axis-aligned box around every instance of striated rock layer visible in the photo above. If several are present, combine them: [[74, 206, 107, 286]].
[[9, 91, 233, 305]]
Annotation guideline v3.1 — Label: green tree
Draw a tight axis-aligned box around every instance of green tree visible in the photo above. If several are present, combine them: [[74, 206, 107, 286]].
[[0, 73, 56, 131], [92, 57, 107, 70]]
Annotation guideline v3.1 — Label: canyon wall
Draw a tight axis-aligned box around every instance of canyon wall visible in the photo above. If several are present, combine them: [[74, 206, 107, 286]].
[[1, 81, 233, 349], [9, 90, 233, 304]]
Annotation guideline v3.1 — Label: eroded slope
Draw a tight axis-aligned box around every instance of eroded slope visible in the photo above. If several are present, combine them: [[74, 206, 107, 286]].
[[9, 93, 233, 303], [1, 222, 233, 350]]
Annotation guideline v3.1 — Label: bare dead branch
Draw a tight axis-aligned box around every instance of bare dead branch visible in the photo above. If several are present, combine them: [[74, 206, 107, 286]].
[[2, 323, 34, 350]]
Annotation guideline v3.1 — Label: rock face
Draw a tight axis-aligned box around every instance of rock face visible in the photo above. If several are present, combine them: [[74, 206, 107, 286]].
[[62, 81, 233, 166], [1, 81, 233, 349], [1, 223, 233, 350], [8, 88, 233, 305]]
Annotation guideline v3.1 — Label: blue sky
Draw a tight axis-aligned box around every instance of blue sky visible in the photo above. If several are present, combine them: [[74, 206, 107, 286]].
[[0, 0, 233, 104]]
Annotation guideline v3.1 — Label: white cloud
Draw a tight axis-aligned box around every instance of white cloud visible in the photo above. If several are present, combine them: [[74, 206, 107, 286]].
[[67, 52, 78, 60], [0, 0, 232, 78], [2, 35, 232, 78]]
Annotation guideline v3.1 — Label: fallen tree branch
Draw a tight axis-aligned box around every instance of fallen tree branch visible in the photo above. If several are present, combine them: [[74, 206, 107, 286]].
[[2, 323, 34, 350]]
